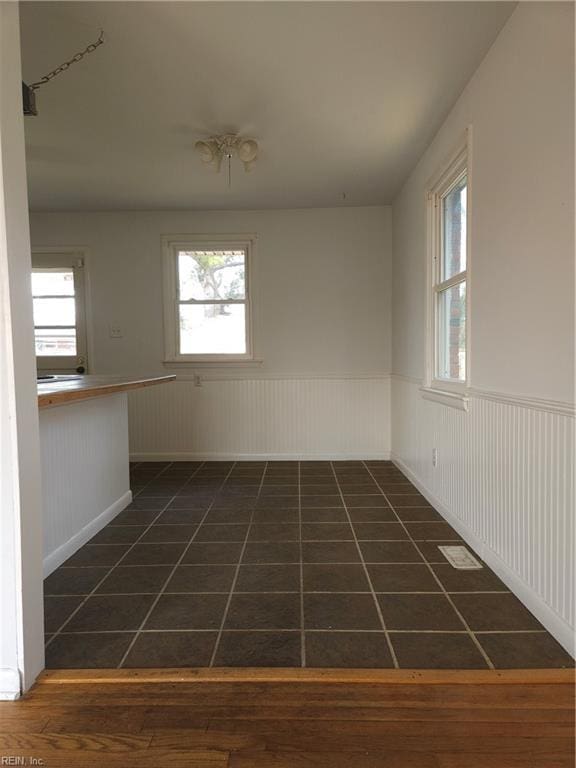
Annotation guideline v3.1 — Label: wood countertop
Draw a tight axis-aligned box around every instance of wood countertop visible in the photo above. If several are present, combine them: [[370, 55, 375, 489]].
[[37, 374, 176, 408]]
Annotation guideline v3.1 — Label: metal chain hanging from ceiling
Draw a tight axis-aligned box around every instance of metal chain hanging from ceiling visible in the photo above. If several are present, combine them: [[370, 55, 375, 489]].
[[29, 30, 105, 91]]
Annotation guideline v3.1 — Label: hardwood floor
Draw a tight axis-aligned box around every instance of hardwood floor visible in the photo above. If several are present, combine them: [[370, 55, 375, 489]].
[[0, 669, 573, 767]]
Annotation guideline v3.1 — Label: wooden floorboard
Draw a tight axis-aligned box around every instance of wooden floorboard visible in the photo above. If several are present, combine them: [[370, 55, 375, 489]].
[[0, 669, 573, 767], [38, 667, 576, 685]]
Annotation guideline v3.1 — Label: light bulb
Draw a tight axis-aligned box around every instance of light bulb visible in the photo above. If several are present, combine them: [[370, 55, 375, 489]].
[[237, 139, 258, 164], [195, 140, 215, 164]]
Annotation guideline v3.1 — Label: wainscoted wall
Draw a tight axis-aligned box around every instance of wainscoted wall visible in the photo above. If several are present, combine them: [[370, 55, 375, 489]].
[[129, 375, 390, 460], [40, 394, 131, 576], [391, 375, 575, 654]]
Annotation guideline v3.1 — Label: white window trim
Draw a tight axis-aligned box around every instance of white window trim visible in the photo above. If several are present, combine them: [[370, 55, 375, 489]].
[[32, 248, 91, 374], [421, 129, 471, 411], [162, 233, 259, 365]]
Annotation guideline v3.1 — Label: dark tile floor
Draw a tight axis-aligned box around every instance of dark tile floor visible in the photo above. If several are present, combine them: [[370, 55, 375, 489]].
[[44, 461, 574, 670]]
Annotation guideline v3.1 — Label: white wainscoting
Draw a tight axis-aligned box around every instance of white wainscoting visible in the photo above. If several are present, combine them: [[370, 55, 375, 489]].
[[391, 375, 575, 655], [128, 375, 391, 461], [40, 393, 131, 576]]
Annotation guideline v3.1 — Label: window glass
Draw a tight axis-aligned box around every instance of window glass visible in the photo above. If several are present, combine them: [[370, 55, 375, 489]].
[[32, 269, 75, 297], [178, 250, 245, 301], [33, 297, 76, 327], [35, 328, 76, 356], [179, 303, 246, 354], [437, 282, 466, 381], [442, 175, 467, 281]]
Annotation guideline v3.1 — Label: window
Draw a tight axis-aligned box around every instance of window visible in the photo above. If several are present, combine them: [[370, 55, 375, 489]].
[[425, 139, 469, 407], [162, 236, 255, 362], [32, 252, 88, 373]]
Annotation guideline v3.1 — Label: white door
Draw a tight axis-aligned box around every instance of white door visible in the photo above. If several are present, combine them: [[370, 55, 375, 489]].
[[32, 251, 88, 373]]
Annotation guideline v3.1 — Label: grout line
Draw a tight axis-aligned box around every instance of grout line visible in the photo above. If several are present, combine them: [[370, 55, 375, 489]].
[[116, 462, 240, 669], [363, 461, 496, 670], [89, 536, 459, 545], [208, 461, 269, 667], [48, 627, 551, 638], [56, 559, 477, 569], [46, 589, 513, 598], [104, 517, 448, 527], [44, 460, 184, 649], [329, 461, 399, 669], [298, 460, 306, 667]]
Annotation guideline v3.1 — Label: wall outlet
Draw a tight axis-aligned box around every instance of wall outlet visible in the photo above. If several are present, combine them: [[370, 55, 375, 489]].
[[193, 374, 202, 387], [109, 324, 123, 339], [432, 448, 438, 467]]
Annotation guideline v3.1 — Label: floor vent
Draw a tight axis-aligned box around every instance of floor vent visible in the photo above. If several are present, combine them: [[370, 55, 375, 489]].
[[439, 545, 482, 570]]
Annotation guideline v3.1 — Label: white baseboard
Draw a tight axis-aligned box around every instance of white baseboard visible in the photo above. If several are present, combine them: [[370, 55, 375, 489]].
[[43, 490, 132, 577], [392, 453, 575, 657], [130, 452, 391, 462], [0, 668, 21, 700]]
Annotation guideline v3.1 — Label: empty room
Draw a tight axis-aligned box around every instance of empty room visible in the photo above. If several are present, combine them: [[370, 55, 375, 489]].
[[0, 0, 574, 765]]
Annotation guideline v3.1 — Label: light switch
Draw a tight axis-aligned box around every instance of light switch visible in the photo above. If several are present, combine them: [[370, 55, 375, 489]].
[[109, 324, 123, 338]]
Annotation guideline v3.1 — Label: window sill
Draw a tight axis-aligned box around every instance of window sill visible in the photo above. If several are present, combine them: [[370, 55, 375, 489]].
[[163, 358, 263, 369], [420, 385, 469, 411]]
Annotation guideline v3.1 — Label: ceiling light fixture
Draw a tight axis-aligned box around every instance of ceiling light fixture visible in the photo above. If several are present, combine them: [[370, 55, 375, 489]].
[[195, 134, 259, 187]]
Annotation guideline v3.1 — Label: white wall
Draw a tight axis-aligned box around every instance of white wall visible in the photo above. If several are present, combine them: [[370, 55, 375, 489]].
[[391, 2, 574, 653], [0, 3, 44, 698], [30, 207, 392, 458]]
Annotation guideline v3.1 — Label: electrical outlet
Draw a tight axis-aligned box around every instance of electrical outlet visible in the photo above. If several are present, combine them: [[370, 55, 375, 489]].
[[109, 324, 123, 339], [432, 448, 438, 467], [193, 374, 202, 387]]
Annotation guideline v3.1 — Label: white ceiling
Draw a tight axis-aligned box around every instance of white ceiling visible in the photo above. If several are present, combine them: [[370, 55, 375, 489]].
[[20, 1, 515, 211]]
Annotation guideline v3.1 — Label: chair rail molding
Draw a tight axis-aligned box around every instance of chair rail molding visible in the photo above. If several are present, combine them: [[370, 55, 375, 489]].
[[392, 373, 575, 417]]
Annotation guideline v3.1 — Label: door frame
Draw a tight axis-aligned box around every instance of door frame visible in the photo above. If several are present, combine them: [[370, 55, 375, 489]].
[[0, 1, 45, 699]]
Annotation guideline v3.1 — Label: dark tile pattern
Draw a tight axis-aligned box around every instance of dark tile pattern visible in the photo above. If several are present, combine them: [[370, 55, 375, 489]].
[[96, 565, 173, 594], [65, 594, 155, 632], [214, 632, 301, 667], [46, 632, 136, 669], [44, 596, 84, 633], [377, 594, 465, 631], [450, 593, 545, 632], [43, 460, 573, 670], [225, 593, 300, 630], [145, 594, 228, 630], [304, 594, 382, 630], [306, 632, 394, 668], [391, 633, 489, 669], [303, 564, 370, 592], [477, 633, 574, 669], [44, 567, 109, 596], [123, 632, 217, 667]]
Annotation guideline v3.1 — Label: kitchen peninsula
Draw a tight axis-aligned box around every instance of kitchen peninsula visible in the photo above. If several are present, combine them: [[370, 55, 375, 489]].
[[38, 375, 175, 575]]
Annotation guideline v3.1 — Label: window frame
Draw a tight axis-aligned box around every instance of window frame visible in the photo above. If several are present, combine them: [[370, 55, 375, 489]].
[[423, 134, 471, 408], [162, 234, 256, 364], [32, 250, 89, 373]]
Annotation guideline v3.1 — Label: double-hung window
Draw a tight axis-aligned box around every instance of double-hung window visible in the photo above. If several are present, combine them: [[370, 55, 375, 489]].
[[425, 140, 469, 405], [162, 235, 254, 362]]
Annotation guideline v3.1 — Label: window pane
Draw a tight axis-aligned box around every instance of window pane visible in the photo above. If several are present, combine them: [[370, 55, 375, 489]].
[[33, 297, 76, 326], [32, 269, 75, 296], [178, 250, 245, 301], [437, 282, 466, 381], [442, 175, 467, 280], [179, 303, 246, 354], [35, 328, 76, 356]]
